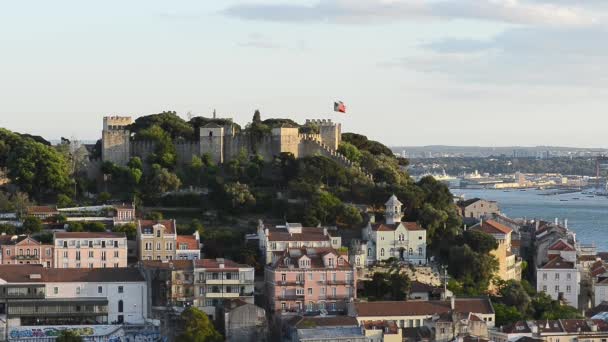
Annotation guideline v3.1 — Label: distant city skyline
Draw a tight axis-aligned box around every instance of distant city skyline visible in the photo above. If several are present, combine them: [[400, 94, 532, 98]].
[[2, 1, 608, 148]]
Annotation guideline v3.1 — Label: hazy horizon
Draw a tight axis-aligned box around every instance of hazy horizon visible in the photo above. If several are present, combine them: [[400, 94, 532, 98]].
[[2, 1, 608, 148]]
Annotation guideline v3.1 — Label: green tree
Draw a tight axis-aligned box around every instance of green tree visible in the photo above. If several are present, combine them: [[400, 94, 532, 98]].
[[223, 182, 255, 210], [494, 302, 525, 327], [252, 109, 261, 123], [338, 142, 363, 163], [21, 216, 42, 234], [178, 307, 223, 342], [56, 330, 83, 342], [149, 164, 182, 194], [56, 194, 74, 208], [464, 230, 498, 254], [67, 222, 84, 232], [97, 192, 111, 204], [113, 223, 137, 240]]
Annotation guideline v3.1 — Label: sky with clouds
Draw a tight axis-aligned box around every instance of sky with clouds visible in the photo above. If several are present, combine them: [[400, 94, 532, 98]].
[[1, 0, 607, 147]]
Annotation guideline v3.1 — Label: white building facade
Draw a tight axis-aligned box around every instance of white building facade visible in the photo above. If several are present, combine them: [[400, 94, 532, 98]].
[[0, 265, 148, 337], [537, 256, 580, 308], [362, 195, 427, 265]]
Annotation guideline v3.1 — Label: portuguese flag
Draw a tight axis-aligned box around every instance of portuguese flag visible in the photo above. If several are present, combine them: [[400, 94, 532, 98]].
[[334, 101, 346, 113]]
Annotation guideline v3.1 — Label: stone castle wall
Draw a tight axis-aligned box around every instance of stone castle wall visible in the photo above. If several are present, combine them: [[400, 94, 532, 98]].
[[99, 117, 372, 177]]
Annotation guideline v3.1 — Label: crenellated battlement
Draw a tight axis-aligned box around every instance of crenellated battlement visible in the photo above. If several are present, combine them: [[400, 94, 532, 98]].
[[101, 116, 359, 174], [103, 116, 133, 131]]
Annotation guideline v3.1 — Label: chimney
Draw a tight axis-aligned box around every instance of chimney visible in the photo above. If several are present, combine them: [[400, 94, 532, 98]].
[[450, 296, 455, 311], [564, 219, 568, 228], [555, 217, 558, 225], [535, 220, 540, 231]]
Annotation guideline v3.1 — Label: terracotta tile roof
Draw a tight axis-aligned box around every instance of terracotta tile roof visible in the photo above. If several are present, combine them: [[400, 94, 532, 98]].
[[548, 239, 575, 252], [372, 223, 399, 231], [403, 222, 424, 231], [502, 321, 532, 334], [0, 265, 143, 283], [354, 297, 494, 317], [372, 222, 424, 232], [272, 247, 351, 270], [138, 220, 175, 234], [141, 260, 193, 270], [195, 258, 251, 270], [54, 232, 126, 239], [177, 235, 199, 250], [472, 220, 512, 235], [295, 316, 358, 329], [26, 206, 58, 214], [267, 227, 330, 242], [540, 256, 575, 270]]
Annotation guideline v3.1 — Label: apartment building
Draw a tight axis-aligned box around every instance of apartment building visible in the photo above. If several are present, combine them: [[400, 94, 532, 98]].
[[491, 319, 608, 342], [193, 258, 255, 317], [457, 198, 500, 220], [0, 265, 147, 337], [537, 256, 580, 308], [362, 195, 427, 265], [349, 297, 496, 330], [176, 232, 201, 260], [257, 221, 341, 264], [0, 235, 53, 267], [265, 247, 356, 315], [141, 258, 254, 318], [137, 220, 177, 261], [53, 232, 128, 268], [470, 219, 522, 284]]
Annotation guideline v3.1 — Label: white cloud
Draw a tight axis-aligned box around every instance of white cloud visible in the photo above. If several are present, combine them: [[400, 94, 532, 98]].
[[224, 0, 597, 27], [390, 27, 608, 86]]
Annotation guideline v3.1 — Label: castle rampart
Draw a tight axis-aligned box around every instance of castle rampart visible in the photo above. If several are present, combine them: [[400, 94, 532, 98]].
[[100, 116, 370, 177]]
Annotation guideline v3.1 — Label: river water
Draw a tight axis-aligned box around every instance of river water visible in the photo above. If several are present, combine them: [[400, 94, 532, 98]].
[[450, 188, 608, 252]]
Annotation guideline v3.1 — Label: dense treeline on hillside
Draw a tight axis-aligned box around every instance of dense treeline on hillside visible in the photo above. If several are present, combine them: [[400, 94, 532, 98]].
[[0, 111, 502, 294], [410, 156, 599, 176]]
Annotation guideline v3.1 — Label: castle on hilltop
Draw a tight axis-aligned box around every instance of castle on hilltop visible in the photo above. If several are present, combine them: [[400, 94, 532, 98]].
[[101, 116, 362, 170]]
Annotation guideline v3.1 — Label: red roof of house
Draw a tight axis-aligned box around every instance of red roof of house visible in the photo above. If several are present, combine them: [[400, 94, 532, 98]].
[[176, 235, 199, 250], [354, 298, 494, 317], [548, 239, 575, 252], [137, 220, 176, 234], [371, 222, 424, 232], [472, 220, 512, 235], [267, 227, 330, 242], [27, 206, 58, 214], [540, 256, 575, 270]]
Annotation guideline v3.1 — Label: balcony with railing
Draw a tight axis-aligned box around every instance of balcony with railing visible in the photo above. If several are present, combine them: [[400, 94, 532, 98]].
[[324, 279, 354, 286], [277, 293, 305, 301], [14, 255, 40, 261], [0, 286, 45, 299]]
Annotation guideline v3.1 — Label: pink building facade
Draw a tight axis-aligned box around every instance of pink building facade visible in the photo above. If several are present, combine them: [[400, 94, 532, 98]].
[[0, 236, 54, 267], [53, 232, 128, 268], [265, 247, 356, 315]]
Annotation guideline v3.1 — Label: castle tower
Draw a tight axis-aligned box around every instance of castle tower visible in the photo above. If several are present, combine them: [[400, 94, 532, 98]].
[[307, 119, 341, 151], [199, 123, 224, 164], [271, 125, 300, 157], [102, 116, 133, 166], [385, 194, 403, 225]]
